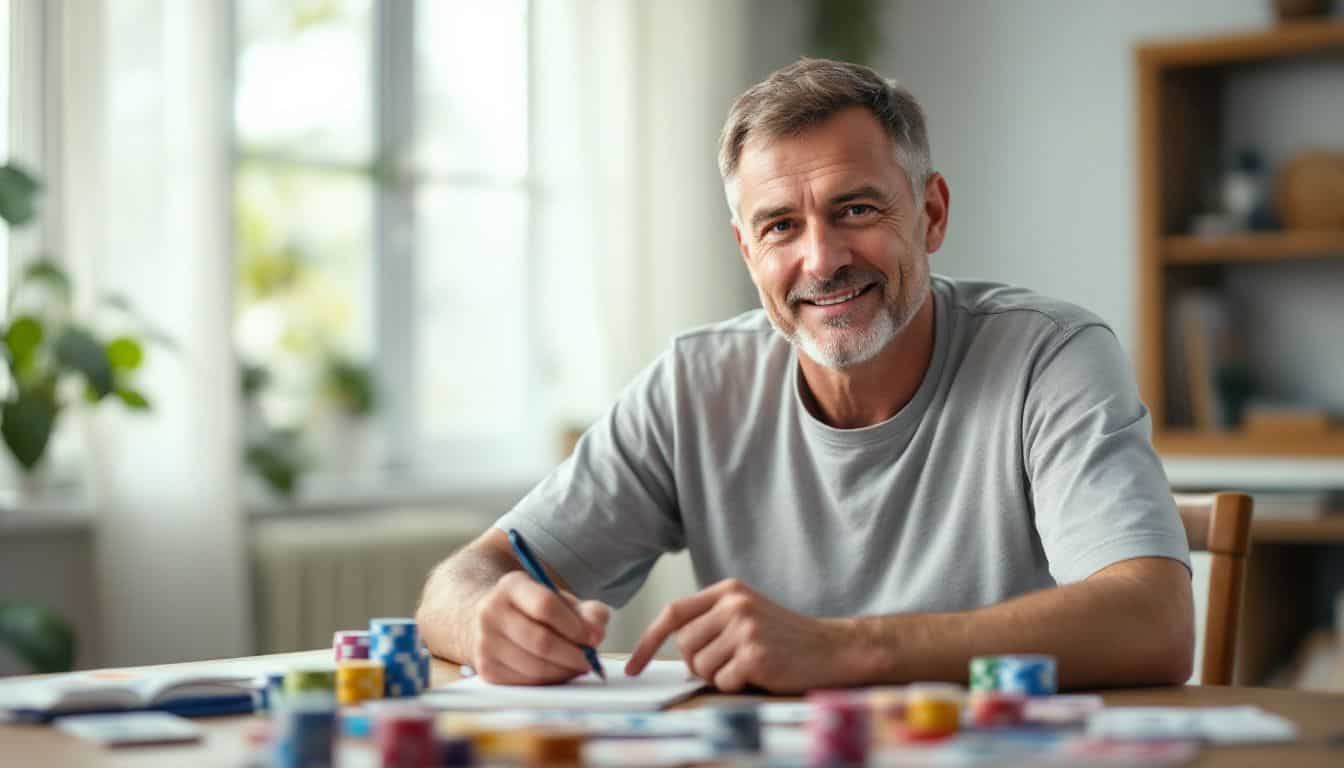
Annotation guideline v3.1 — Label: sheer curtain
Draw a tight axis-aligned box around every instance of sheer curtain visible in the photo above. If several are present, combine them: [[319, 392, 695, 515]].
[[56, 0, 250, 666], [532, 0, 757, 651]]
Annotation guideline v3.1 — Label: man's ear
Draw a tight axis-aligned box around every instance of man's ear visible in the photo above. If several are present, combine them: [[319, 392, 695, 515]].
[[921, 172, 951, 254]]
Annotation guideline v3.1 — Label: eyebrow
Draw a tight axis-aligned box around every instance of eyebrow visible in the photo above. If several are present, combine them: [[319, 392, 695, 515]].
[[747, 185, 890, 232]]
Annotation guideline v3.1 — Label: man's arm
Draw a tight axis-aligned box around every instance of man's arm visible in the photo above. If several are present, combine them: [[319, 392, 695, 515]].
[[626, 556, 1192, 692], [416, 529, 610, 684]]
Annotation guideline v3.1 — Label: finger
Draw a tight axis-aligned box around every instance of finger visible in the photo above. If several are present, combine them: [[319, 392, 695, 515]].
[[474, 648, 533, 685], [489, 632, 589, 684], [507, 579, 592, 647], [712, 654, 753, 693], [673, 605, 730, 667], [494, 607, 593, 674], [687, 626, 737, 683], [626, 587, 728, 675], [577, 601, 612, 646]]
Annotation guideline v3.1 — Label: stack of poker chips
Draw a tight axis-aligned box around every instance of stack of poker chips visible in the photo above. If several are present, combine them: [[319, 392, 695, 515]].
[[807, 690, 869, 767], [970, 654, 1057, 696], [968, 654, 1056, 728], [867, 687, 907, 743], [372, 705, 435, 768], [336, 659, 385, 706], [370, 618, 429, 697], [273, 695, 337, 768], [285, 666, 338, 698], [333, 630, 372, 662], [704, 704, 762, 754]]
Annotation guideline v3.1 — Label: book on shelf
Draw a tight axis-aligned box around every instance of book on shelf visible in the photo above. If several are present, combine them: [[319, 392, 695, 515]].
[[1166, 290, 1248, 430]]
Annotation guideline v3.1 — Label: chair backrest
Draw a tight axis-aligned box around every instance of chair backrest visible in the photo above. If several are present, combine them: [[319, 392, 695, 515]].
[[1173, 492, 1253, 686]]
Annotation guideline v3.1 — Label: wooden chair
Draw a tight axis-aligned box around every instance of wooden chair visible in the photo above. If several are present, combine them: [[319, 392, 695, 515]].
[[1174, 492, 1253, 686]]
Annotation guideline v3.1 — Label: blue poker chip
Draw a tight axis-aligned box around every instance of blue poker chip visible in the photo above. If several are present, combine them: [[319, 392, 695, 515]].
[[996, 655, 1057, 696]]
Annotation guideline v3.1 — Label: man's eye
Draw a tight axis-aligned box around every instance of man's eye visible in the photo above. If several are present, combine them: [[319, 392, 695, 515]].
[[843, 204, 875, 217], [766, 220, 792, 235]]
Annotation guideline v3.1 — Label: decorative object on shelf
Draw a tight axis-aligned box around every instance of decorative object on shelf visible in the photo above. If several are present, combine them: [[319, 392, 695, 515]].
[[240, 364, 309, 499], [1221, 148, 1277, 231], [0, 598, 75, 673], [0, 164, 164, 486], [1275, 150, 1344, 230], [1272, 0, 1332, 23]]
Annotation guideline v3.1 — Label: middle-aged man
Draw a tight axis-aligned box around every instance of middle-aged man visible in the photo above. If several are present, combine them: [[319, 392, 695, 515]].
[[417, 58, 1194, 693]]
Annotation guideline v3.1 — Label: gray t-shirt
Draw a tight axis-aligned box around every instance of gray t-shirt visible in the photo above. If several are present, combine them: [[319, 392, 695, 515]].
[[496, 275, 1190, 615]]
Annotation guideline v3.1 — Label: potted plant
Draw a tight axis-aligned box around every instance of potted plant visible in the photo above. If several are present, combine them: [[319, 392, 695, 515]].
[[0, 165, 159, 489]]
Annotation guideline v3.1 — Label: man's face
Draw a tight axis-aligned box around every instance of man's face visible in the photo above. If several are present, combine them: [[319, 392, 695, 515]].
[[729, 107, 939, 369]]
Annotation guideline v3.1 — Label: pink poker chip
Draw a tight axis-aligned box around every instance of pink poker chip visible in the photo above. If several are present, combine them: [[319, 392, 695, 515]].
[[333, 630, 372, 662]]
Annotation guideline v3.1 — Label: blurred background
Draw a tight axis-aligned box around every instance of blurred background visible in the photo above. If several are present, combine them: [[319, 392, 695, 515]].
[[1, 0, 1342, 692]]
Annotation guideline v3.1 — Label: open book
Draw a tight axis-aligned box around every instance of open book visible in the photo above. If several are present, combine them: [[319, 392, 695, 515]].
[[0, 667, 258, 722]]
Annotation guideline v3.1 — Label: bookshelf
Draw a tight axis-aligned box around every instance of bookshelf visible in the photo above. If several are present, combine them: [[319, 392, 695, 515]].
[[1135, 21, 1344, 688], [1135, 20, 1344, 457]]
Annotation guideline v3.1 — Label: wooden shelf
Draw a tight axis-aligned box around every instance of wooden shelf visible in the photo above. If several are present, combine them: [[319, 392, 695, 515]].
[[1136, 20, 1344, 67], [1252, 517, 1344, 544], [1155, 430, 1344, 457], [1163, 230, 1344, 264]]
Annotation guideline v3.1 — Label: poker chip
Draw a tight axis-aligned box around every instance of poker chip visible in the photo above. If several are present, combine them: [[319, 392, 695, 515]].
[[285, 666, 337, 697], [435, 734, 475, 767], [273, 694, 337, 768], [808, 690, 869, 766], [969, 654, 1058, 696], [904, 683, 963, 740], [868, 687, 908, 744], [521, 727, 584, 766], [333, 630, 372, 662], [370, 618, 425, 698], [997, 655, 1057, 696], [968, 691, 1028, 728], [704, 704, 762, 754], [373, 706, 435, 768], [337, 659, 385, 705]]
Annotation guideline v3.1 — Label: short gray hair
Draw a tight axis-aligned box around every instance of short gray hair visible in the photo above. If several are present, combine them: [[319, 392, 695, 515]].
[[718, 58, 931, 206]]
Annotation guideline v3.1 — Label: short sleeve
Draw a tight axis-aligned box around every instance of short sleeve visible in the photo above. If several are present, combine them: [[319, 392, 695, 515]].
[[1023, 325, 1191, 584], [493, 349, 684, 607]]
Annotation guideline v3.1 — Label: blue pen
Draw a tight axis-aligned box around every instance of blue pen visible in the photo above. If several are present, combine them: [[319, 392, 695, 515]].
[[507, 528, 608, 681]]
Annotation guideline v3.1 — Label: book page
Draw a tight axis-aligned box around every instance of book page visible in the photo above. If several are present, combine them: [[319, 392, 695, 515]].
[[422, 659, 706, 711]]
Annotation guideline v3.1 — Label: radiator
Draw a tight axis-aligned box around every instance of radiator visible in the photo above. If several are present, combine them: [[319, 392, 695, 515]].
[[251, 509, 493, 653]]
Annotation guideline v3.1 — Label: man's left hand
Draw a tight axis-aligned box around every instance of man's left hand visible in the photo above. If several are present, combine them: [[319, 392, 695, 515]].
[[624, 578, 858, 692]]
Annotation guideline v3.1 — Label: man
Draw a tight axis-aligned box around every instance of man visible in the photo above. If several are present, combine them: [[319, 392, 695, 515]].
[[417, 59, 1194, 693]]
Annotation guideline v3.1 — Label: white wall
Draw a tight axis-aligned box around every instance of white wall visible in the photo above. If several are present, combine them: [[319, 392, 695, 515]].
[[879, 1, 1344, 487]]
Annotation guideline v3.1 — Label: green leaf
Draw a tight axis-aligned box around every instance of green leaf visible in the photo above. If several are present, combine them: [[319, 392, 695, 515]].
[[21, 259, 72, 299], [4, 315, 44, 372], [1, 388, 58, 469], [0, 164, 40, 227], [116, 388, 150, 410], [106, 337, 144, 371], [0, 600, 76, 673], [53, 327, 114, 398]]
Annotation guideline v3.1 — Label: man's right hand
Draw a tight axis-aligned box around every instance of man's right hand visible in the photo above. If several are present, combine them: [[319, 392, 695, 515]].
[[467, 570, 611, 685]]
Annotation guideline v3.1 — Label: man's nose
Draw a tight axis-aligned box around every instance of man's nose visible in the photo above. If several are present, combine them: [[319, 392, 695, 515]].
[[801, 221, 852, 280]]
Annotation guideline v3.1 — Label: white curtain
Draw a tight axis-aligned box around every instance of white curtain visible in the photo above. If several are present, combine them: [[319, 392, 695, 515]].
[[56, 0, 250, 666], [532, 0, 758, 651]]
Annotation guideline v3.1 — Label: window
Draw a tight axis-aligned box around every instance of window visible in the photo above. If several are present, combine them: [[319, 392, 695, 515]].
[[234, 0, 543, 490]]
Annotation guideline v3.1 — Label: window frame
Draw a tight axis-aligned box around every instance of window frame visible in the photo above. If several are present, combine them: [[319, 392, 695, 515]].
[[233, 0, 549, 493]]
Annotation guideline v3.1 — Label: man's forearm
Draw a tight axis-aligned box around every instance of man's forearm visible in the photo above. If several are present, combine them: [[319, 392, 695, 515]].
[[837, 558, 1194, 689], [415, 540, 517, 664]]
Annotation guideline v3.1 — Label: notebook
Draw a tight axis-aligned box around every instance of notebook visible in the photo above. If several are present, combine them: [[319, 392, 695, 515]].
[[421, 659, 706, 711], [0, 666, 259, 722]]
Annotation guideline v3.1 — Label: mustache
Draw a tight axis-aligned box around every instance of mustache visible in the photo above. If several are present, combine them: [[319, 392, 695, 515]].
[[786, 267, 886, 306]]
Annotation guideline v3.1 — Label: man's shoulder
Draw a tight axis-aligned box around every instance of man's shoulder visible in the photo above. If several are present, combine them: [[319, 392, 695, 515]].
[[670, 308, 783, 356], [936, 275, 1108, 337]]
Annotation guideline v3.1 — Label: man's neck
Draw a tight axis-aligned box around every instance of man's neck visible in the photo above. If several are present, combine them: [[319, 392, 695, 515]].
[[797, 291, 936, 430]]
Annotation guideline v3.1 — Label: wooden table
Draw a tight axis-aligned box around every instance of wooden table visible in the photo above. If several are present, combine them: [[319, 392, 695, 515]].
[[3, 651, 1343, 766]]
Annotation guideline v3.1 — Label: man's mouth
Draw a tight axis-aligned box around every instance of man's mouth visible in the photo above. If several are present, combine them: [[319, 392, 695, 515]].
[[802, 283, 875, 308]]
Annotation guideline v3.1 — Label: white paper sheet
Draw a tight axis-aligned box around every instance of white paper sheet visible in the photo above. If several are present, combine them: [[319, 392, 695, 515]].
[[420, 659, 706, 711]]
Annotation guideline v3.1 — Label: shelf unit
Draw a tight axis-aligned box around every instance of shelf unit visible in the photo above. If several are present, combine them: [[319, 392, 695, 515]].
[[1135, 21, 1344, 688], [1135, 20, 1344, 459]]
